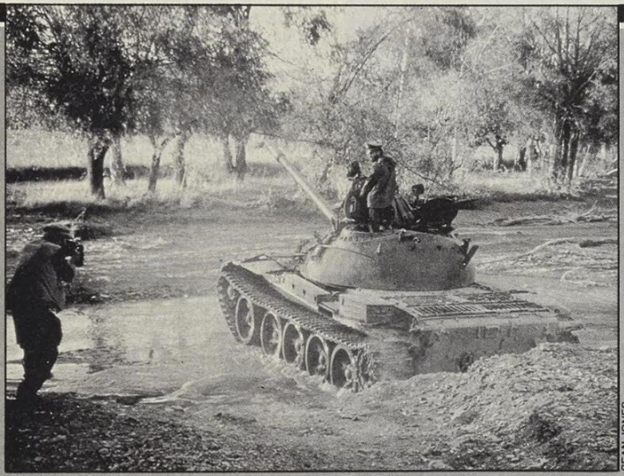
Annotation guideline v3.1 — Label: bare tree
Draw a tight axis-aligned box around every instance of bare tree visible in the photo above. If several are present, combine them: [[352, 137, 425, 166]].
[[520, 7, 616, 184]]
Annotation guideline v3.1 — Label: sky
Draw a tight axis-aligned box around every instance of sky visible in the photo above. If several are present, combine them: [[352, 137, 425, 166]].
[[249, 6, 384, 92]]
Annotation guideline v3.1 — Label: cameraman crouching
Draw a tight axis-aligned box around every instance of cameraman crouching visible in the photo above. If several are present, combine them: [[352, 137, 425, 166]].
[[7, 224, 84, 408]]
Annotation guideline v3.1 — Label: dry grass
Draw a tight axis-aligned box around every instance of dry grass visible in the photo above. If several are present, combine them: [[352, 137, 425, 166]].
[[7, 172, 310, 219], [7, 129, 315, 169], [452, 171, 570, 201], [7, 164, 570, 219], [8, 130, 591, 218], [6, 129, 331, 218]]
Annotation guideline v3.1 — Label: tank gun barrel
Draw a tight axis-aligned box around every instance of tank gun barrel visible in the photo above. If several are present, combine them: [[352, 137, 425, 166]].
[[267, 146, 338, 227]]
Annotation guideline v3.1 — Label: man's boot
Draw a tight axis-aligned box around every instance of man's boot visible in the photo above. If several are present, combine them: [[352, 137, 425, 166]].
[[15, 380, 41, 411]]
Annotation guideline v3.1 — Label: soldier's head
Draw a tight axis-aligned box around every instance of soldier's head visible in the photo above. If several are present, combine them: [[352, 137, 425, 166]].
[[346, 161, 362, 179], [43, 224, 73, 246], [366, 141, 383, 162], [412, 184, 425, 196]]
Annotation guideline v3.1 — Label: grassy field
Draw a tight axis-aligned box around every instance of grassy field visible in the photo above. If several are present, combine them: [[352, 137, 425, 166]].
[[7, 129, 611, 219], [7, 129, 312, 169]]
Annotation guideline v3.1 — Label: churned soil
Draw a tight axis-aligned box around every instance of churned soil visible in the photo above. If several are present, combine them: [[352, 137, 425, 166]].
[[5, 395, 331, 472], [6, 344, 617, 471]]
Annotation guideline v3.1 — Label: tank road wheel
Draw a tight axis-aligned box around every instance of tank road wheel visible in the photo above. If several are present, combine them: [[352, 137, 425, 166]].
[[260, 312, 283, 358], [305, 335, 330, 380], [330, 346, 358, 391], [356, 351, 376, 390], [234, 296, 258, 345], [282, 323, 306, 368]]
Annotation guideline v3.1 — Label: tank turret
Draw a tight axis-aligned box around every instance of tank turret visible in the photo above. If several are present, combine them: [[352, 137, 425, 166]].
[[271, 151, 478, 291]]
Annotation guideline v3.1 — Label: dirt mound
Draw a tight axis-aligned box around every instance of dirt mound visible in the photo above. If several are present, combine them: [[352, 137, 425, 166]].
[[353, 343, 617, 470]]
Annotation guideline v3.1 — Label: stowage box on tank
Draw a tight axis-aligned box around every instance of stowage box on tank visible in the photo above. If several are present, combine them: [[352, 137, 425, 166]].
[[217, 153, 578, 391]]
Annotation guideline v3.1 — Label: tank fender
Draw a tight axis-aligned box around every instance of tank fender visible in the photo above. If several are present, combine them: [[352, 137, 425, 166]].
[[338, 291, 412, 329]]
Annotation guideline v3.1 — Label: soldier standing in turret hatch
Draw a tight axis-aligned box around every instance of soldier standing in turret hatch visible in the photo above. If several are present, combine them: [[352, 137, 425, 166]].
[[342, 160, 369, 226], [360, 142, 398, 231]]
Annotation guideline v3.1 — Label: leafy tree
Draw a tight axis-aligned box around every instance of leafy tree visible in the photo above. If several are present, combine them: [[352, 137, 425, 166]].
[[517, 7, 617, 183], [282, 6, 333, 46], [157, 6, 283, 182], [7, 5, 134, 199], [209, 6, 281, 180]]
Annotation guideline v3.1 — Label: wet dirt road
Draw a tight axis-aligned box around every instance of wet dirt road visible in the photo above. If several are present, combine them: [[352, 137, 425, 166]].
[[7, 212, 617, 399], [6, 208, 617, 470]]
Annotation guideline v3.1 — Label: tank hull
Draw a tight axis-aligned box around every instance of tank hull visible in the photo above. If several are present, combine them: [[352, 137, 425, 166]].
[[218, 259, 578, 391]]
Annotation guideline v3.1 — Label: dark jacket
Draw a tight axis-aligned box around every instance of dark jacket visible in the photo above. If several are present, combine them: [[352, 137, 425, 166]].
[[7, 239, 75, 313], [361, 156, 397, 209], [344, 176, 369, 222]]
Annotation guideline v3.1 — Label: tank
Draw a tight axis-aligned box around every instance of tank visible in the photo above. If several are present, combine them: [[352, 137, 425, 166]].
[[217, 151, 579, 391]]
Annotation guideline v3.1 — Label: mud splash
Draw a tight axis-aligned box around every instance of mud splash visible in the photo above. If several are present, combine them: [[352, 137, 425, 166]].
[[7, 295, 340, 403]]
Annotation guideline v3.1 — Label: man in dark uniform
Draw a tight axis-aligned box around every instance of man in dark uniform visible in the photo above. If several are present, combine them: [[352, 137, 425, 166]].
[[343, 160, 369, 225], [7, 224, 84, 407], [360, 142, 398, 231]]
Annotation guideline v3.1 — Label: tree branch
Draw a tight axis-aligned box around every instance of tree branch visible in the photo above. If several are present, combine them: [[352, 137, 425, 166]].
[[335, 29, 394, 102], [532, 20, 560, 63]]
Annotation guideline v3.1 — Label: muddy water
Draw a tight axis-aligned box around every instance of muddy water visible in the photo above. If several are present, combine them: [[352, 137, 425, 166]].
[[6, 217, 339, 401], [6, 215, 617, 404], [8, 296, 328, 401]]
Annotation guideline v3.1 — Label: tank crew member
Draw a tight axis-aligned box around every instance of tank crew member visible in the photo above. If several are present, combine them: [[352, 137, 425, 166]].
[[409, 183, 425, 209], [7, 224, 84, 408], [343, 161, 369, 225], [360, 141, 398, 231]]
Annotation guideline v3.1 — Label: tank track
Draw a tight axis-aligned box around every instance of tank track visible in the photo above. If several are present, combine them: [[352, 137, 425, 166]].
[[217, 262, 376, 390]]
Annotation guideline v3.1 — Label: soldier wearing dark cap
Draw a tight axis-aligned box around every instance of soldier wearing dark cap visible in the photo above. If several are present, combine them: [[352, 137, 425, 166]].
[[7, 224, 84, 407], [360, 142, 398, 231]]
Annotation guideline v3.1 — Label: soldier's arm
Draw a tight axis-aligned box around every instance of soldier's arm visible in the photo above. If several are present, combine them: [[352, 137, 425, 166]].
[[360, 164, 387, 197], [52, 249, 76, 283]]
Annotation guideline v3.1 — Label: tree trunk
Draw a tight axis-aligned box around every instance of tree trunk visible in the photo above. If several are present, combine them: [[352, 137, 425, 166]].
[[175, 130, 191, 188], [110, 134, 125, 186], [552, 119, 564, 182], [451, 131, 459, 174], [566, 130, 579, 183], [221, 135, 234, 173], [450, 62, 465, 174], [234, 137, 248, 180], [524, 137, 537, 174], [490, 144, 501, 171], [518, 147, 527, 173], [547, 143, 555, 177], [393, 25, 411, 139], [147, 149, 162, 194], [485, 138, 502, 171], [88, 136, 109, 200], [496, 144, 504, 171], [147, 136, 171, 193], [576, 144, 591, 177], [559, 121, 570, 183]]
